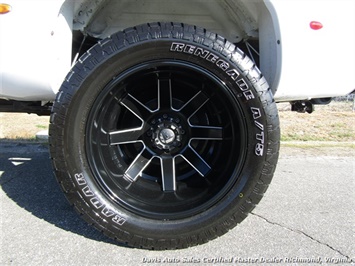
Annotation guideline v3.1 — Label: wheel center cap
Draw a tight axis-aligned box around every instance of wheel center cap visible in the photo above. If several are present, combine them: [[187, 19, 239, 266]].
[[149, 115, 185, 151], [159, 128, 175, 144]]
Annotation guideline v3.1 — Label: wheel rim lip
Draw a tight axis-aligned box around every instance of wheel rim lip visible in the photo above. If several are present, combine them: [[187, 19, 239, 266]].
[[85, 60, 248, 220]]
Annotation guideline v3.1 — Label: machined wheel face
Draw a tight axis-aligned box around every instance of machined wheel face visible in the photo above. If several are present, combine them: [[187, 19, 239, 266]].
[[86, 61, 247, 220]]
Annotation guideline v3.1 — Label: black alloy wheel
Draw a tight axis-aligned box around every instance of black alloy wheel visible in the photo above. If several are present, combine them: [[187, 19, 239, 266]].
[[86, 61, 247, 220]]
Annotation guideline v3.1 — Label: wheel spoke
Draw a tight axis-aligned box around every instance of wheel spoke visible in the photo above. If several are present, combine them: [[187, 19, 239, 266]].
[[160, 156, 176, 192], [121, 93, 153, 121], [190, 126, 223, 140], [109, 128, 145, 145], [180, 146, 211, 176], [158, 78, 172, 110], [124, 148, 153, 181], [177, 91, 209, 118]]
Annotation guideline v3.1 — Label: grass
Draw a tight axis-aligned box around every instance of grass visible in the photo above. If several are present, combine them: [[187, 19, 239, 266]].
[[36, 124, 48, 129], [278, 101, 354, 142], [0, 101, 354, 143], [0, 113, 49, 141]]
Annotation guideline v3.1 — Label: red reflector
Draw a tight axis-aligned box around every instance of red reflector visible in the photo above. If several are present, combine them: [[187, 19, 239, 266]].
[[310, 21, 323, 30]]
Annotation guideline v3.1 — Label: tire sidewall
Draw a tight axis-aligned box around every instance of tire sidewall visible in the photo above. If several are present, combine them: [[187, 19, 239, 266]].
[[60, 38, 269, 238]]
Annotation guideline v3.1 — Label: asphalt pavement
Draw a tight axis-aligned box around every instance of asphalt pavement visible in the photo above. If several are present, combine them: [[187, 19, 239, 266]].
[[0, 142, 354, 265]]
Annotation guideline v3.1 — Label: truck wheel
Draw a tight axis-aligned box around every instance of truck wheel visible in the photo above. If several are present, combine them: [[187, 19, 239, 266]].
[[49, 22, 279, 249]]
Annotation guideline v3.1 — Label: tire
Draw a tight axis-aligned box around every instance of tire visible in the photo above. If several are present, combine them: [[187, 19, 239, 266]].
[[49, 22, 280, 249]]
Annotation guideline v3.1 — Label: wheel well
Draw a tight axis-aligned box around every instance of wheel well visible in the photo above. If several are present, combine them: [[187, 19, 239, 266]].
[[69, 0, 280, 93]]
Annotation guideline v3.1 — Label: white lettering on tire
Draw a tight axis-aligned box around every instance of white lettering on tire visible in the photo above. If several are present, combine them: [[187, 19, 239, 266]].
[[74, 173, 127, 225]]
